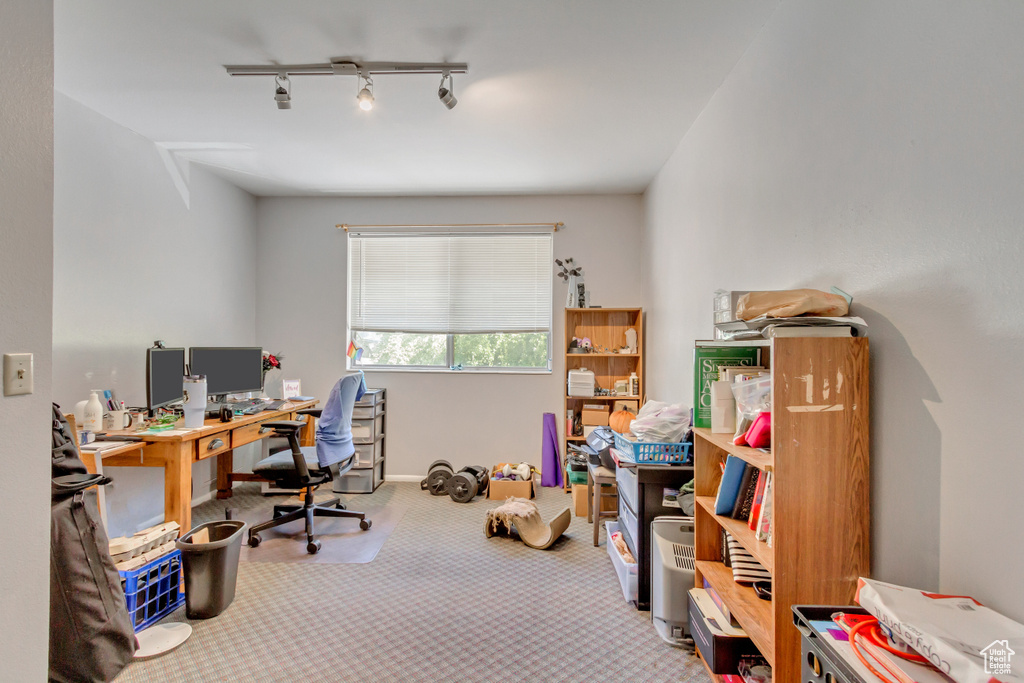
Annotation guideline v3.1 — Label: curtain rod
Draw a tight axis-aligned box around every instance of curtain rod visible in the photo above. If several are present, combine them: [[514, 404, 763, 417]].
[[337, 222, 563, 232]]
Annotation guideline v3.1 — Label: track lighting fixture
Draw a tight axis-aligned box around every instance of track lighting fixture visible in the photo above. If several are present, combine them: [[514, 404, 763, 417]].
[[437, 72, 457, 110], [356, 74, 374, 111], [274, 75, 291, 110], [226, 58, 468, 112]]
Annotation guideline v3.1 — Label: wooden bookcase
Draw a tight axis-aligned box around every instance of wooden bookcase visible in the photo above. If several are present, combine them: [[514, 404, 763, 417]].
[[692, 336, 870, 682], [563, 307, 643, 489]]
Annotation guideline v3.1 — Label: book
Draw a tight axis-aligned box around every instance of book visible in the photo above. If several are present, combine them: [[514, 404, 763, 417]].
[[726, 532, 771, 583], [756, 471, 773, 543], [714, 455, 748, 515], [717, 366, 766, 383], [731, 467, 760, 520], [693, 343, 762, 428], [748, 470, 768, 530]]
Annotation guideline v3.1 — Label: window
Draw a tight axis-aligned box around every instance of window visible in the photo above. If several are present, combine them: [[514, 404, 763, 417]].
[[348, 231, 553, 371]]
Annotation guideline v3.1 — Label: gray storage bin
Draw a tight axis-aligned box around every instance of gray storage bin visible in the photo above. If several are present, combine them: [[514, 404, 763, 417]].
[[353, 438, 383, 469], [333, 461, 383, 494], [355, 389, 385, 406], [352, 414, 384, 444], [352, 402, 383, 420]]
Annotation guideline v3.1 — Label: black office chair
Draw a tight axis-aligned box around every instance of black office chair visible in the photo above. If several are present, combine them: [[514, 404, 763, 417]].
[[247, 375, 371, 554]]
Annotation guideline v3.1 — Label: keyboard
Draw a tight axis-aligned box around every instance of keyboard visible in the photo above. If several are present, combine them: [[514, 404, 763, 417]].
[[207, 399, 265, 415], [261, 400, 288, 411]]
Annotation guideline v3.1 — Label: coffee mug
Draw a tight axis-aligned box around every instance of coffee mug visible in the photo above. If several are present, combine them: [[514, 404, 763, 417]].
[[104, 410, 132, 431]]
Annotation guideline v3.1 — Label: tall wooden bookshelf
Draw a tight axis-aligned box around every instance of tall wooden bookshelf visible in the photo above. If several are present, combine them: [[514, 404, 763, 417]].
[[693, 336, 870, 682], [563, 308, 643, 490]]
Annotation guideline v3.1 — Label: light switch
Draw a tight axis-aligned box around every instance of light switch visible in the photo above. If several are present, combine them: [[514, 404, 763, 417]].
[[3, 353, 34, 396]]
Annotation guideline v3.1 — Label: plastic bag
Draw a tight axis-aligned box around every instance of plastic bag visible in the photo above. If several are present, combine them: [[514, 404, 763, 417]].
[[630, 401, 691, 443], [735, 289, 849, 320], [731, 376, 771, 443]]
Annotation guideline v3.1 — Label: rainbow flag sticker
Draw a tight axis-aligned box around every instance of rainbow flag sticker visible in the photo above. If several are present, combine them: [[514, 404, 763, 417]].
[[347, 340, 363, 362]]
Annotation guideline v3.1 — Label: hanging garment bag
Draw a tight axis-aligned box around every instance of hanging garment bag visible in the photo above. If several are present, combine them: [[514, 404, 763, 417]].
[[49, 403, 136, 683]]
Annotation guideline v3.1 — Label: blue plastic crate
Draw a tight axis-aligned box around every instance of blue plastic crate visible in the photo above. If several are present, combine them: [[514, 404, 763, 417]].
[[119, 549, 185, 632], [612, 431, 691, 464]]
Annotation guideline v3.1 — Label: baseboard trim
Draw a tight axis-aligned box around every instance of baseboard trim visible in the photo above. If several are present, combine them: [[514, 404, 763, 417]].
[[385, 474, 422, 483], [191, 488, 215, 508]]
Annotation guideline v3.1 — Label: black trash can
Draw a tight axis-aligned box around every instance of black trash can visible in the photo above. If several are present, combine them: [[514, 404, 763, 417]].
[[175, 520, 246, 619]]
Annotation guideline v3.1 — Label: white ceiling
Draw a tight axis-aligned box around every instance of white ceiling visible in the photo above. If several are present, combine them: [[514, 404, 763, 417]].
[[54, 1, 778, 197]]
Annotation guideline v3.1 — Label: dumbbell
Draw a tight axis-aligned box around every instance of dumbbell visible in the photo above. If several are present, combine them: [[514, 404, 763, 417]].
[[445, 471, 478, 503], [420, 460, 454, 496], [461, 465, 489, 495]]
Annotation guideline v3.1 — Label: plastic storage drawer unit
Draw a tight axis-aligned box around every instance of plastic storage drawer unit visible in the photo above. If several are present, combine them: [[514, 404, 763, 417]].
[[353, 438, 383, 469], [351, 414, 384, 444], [334, 461, 383, 494], [605, 521, 638, 603], [615, 464, 638, 512]]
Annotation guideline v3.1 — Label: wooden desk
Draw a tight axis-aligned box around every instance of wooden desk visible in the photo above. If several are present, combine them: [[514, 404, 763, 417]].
[[100, 399, 318, 532]]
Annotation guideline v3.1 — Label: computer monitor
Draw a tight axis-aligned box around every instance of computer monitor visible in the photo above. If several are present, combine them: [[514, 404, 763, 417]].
[[146, 347, 185, 414], [188, 347, 263, 399]]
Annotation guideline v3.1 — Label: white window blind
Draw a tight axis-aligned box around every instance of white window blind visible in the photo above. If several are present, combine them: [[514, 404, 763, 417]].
[[349, 232, 553, 334]]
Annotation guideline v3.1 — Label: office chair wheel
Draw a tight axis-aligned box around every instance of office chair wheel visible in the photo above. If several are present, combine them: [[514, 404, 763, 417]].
[[306, 540, 321, 554], [335, 502, 347, 510], [248, 533, 261, 548], [360, 519, 372, 531]]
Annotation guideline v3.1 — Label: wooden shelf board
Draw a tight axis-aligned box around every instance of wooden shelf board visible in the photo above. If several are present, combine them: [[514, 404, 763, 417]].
[[695, 560, 775, 667], [566, 436, 586, 442], [565, 353, 640, 357], [565, 395, 638, 401], [695, 496, 773, 574], [693, 428, 773, 471], [565, 307, 641, 313]]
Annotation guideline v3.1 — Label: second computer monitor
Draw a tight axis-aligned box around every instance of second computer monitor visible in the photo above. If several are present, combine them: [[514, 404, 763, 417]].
[[188, 347, 263, 397]]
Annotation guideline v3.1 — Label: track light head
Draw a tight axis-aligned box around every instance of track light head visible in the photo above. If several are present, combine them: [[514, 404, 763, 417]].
[[357, 87, 374, 111], [274, 75, 291, 109], [356, 74, 374, 111], [438, 73, 457, 109]]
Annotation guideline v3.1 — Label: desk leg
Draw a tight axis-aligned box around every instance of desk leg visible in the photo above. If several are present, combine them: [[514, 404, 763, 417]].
[[593, 481, 602, 547], [217, 449, 234, 499], [162, 442, 192, 532], [586, 471, 593, 524]]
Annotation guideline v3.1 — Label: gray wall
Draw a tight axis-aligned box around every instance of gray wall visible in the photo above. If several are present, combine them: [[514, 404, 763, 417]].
[[0, 1, 53, 677], [53, 94, 259, 537], [643, 0, 1024, 620], [255, 195, 643, 477]]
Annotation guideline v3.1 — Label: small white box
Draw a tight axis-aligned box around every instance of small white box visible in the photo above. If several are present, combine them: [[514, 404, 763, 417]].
[[568, 368, 596, 397], [710, 380, 736, 434]]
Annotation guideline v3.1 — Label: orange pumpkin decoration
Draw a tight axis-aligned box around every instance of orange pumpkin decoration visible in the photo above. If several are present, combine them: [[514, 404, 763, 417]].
[[609, 409, 636, 434]]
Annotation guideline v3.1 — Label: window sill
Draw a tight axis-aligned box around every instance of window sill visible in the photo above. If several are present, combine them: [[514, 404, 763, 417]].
[[356, 366, 552, 376]]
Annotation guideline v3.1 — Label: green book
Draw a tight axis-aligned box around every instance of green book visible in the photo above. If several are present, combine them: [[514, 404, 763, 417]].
[[693, 343, 762, 428]]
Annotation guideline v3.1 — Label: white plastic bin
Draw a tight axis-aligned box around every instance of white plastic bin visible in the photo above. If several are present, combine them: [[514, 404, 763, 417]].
[[606, 521, 638, 603]]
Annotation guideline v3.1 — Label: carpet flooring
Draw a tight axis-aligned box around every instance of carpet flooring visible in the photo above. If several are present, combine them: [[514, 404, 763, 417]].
[[116, 482, 710, 682]]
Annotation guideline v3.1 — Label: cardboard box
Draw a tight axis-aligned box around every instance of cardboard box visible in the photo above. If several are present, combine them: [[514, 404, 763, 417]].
[[488, 464, 535, 500], [571, 483, 618, 517], [612, 400, 639, 414], [581, 404, 610, 426]]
